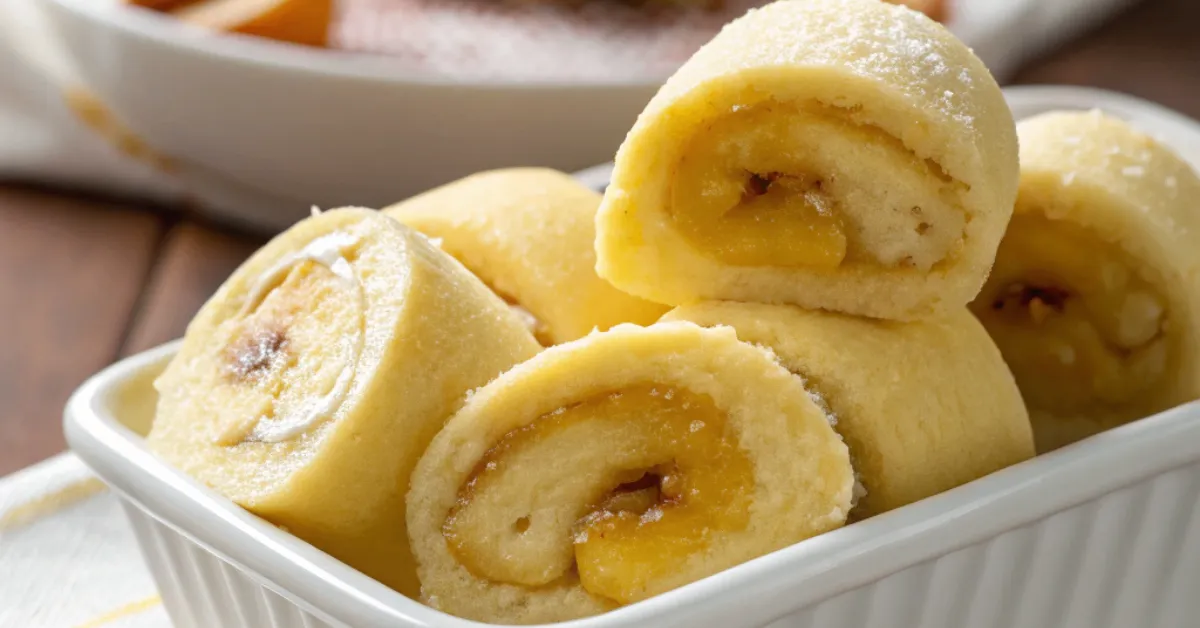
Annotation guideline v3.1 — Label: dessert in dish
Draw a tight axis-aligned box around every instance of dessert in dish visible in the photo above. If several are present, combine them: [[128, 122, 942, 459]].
[[406, 322, 854, 624], [146, 208, 541, 597], [123, 0, 947, 81], [594, 0, 1017, 320], [970, 111, 1200, 452], [384, 169, 667, 345], [138, 1, 1200, 624], [663, 303, 1034, 518]]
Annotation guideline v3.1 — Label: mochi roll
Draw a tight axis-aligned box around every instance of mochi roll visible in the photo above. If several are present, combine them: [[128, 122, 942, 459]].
[[147, 208, 541, 597], [595, 0, 1018, 320], [407, 322, 853, 624], [665, 302, 1034, 517], [970, 111, 1200, 451], [385, 168, 667, 345]]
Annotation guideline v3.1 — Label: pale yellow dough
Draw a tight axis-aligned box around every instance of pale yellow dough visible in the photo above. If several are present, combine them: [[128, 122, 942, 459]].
[[970, 111, 1200, 451], [595, 0, 1018, 320], [147, 208, 540, 598], [665, 302, 1034, 517], [407, 322, 853, 624], [385, 169, 667, 345]]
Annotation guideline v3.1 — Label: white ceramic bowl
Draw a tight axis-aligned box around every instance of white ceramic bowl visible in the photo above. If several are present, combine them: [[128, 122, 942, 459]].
[[41, 0, 660, 229], [64, 341, 1200, 628], [62, 87, 1200, 628]]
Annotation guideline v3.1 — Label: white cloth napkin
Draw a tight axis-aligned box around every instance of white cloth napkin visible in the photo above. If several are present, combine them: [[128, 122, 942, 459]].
[[0, 0, 1137, 232], [0, 454, 168, 628]]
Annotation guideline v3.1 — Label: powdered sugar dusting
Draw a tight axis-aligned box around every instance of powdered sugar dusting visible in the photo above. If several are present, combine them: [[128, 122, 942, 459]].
[[808, 389, 838, 426], [850, 473, 868, 510], [671, 0, 982, 132], [640, 506, 664, 524]]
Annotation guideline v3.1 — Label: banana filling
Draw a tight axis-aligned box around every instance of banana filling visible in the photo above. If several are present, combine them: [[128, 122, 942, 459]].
[[215, 232, 366, 445], [971, 214, 1171, 419], [668, 100, 965, 270], [442, 385, 754, 605]]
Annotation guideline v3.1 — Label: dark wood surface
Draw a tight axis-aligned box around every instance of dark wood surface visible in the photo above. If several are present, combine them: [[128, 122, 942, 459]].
[[1, 0, 1198, 476], [0, 189, 265, 474], [0, 187, 166, 473], [1011, 0, 1200, 118]]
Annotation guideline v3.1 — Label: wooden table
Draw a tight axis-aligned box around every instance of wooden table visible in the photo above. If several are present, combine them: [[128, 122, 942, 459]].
[[2, 0, 1198, 476]]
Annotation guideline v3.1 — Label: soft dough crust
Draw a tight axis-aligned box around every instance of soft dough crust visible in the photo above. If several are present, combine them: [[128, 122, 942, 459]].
[[595, 0, 1017, 320], [407, 322, 853, 624], [971, 110, 1200, 451], [665, 302, 1034, 517], [385, 168, 667, 345], [148, 208, 540, 597]]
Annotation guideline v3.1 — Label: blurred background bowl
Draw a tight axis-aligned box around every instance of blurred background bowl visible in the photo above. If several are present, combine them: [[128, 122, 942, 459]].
[[42, 0, 660, 227]]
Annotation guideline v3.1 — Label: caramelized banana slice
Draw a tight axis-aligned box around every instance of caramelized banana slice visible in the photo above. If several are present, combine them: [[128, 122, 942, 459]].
[[665, 302, 1034, 518], [596, 0, 1017, 320], [407, 322, 853, 624], [147, 208, 540, 597], [172, 0, 331, 47], [970, 111, 1200, 451], [385, 169, 667, 345]]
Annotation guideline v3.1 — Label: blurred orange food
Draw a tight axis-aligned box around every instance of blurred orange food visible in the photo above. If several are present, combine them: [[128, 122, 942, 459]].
[[173, 0, 331, 46], [128, 0, 193, 11], [887, 0, 946, 22]]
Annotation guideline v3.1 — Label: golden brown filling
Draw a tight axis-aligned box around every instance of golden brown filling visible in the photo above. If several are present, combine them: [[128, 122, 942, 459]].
[[225, 325, 289, 381], [668, 100, 964, 271], [971, 214, 1171, 419], [443, 385, 753, 604]]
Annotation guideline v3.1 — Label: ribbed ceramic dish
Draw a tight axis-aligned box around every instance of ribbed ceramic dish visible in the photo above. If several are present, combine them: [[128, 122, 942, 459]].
[[65, 87, 1200, 628]]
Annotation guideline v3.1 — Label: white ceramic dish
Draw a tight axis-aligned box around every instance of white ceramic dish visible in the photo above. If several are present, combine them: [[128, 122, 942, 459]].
[[64, 87, 1200, 628]]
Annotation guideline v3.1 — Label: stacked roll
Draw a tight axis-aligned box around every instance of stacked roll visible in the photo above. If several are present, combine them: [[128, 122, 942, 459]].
[[403, 0, 1035, 623], [589, 0, 1034, 519], [594, 0, 1018, 320]]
